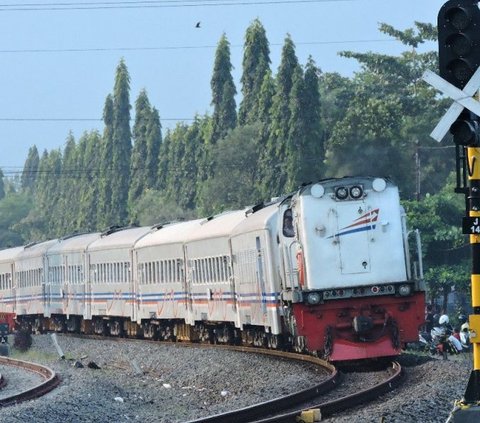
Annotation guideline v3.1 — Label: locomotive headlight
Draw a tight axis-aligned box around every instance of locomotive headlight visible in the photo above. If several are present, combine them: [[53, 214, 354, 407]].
[[306, 292, 321, 305], [398, 284, 411, 296], [335, 186, 348, 200], [349, 185, 363, 199]]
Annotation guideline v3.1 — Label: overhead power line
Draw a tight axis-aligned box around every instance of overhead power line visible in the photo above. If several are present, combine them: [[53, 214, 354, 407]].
[[0, 0, 361, 11], [0, 39, 395, 54], [0, 117, 193, 121]]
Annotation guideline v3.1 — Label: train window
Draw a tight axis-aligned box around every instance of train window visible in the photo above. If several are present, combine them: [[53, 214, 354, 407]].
[[283, 209, 295, 237], [202, 259, 207, 284], [177, 259, 183, 282]]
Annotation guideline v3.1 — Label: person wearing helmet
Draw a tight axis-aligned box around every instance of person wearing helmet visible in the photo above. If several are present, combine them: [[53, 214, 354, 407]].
[[439, 314, 449, 326]]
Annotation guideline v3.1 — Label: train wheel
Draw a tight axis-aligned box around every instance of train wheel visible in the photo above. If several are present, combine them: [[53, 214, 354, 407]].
[[32, 317, 45, 334], [143, 323, 158, 340], [67, 317, 80, 333], [109, 320, 123, 337], [268, 334, 282, 350], [93, 319, 107, 336]]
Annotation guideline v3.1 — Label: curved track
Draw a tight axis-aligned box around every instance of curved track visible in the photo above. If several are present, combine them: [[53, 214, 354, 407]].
[[188, 360, 402, 423], [0, 356, 60, 406]]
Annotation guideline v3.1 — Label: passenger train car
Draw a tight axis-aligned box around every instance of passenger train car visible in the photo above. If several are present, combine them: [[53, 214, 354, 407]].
[[0, 177, 425, 361]]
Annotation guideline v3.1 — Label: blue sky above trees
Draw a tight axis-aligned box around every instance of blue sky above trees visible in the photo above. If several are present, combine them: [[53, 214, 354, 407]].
[[0, 0, 444, 172]]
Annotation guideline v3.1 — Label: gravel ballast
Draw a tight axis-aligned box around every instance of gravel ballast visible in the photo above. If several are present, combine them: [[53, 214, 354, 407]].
[[0, 335, 475, 422], [0, 335, 329, 422]]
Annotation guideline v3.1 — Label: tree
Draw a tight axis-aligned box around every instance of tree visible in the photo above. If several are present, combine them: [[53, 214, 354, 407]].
[[110, 59, 132, 226], [129, 89, 152, 213], [211, 33, 237, 143], [130, 189, 196, 226], [98, 94, 114, 228], [238, 19, 271, 125], [262, 34, 300, 196], [0, 169, 4, 201], [325, 22, 449, 198], [76, 131, 102, 231], [197, 125, 262, 215], [57, 132, 77, 234], [21, 145, 39, 193], [286, 57, 324, 191], [0, 191, 32, 247], [145, 107, 162, 190], [404, 173, 469, 310]]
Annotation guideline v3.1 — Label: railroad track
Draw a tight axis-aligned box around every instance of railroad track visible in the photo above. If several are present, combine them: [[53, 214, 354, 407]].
[[0, 356, 60, 406], [61, 333, 403, 422], [187, 360, 402, 423]]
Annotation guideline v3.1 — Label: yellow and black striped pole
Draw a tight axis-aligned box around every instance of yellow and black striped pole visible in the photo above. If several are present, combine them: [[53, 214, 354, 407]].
[[463, 147, 480, 403], [450, 148, 480, 422]]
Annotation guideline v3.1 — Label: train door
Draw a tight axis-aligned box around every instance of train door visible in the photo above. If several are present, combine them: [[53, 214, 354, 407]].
[[85, 254, 92, 320], [227, 240, 237, 314], [63, 256, 69, 314], [255, 236, 267, 317], [130, 250, 137, 322], [183, 246, 194, 324], [10, 263, 16, 316], [335, 203, 372, 275], [279, 207, 299, 290], [44, 256, 50, 316]]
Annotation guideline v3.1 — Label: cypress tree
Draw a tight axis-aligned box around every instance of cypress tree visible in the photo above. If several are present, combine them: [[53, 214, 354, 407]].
[[179, 119, 202, 209], [238, 19, 271, 125], [145, 107, 162, 190], [157, 129, 171, 192], [77, 131, 102, 232], [0, 169, 4, 201], [301, 57, 323, 181], [211, 33, 237, 143], [111, 59, 132, 226], [57, 133, 77, 234], [21, 145, 39, 193], [164, 123, 188, 202], [35, 149, 62, 238], [128, 89, 151, 213], [263, 34, 300, 196], [98, 94, 114, 228], [256, 70, 276, 197]]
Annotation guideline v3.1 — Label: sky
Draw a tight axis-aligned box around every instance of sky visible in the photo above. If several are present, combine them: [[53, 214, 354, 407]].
[[0, 0, 446, 175]]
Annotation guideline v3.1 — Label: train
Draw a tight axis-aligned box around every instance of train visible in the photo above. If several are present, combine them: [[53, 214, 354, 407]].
[[0, 176, 425, 361]]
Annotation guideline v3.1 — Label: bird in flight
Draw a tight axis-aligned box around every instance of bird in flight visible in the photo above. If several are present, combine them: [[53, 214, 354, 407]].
[[195, 21, 201, 28]]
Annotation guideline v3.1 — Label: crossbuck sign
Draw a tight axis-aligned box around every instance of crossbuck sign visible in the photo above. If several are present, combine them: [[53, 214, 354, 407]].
[[422, 67, 480, 142]]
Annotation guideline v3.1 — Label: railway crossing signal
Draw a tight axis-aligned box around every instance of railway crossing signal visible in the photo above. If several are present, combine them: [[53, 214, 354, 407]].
[[432, 2, 480, 421], [438, 0, 480, 90], [437, 0, 480, 146]]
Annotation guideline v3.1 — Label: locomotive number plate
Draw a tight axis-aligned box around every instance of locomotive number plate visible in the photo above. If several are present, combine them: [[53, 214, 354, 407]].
[[463, 217, 480, 234]]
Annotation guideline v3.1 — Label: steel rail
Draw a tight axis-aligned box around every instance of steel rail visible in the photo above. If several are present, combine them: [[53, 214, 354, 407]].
[[185, 347, 339, 423], [0, 356, 60, 406], [63, 333, 340, 423], [250, 361, 403, 423]]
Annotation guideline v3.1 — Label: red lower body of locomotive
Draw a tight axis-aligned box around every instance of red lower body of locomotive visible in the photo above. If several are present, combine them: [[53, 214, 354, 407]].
[[292, 292, 424, 361]]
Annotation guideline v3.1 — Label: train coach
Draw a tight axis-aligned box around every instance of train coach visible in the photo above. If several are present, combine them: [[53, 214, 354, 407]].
[[0, 176, 425, 361]]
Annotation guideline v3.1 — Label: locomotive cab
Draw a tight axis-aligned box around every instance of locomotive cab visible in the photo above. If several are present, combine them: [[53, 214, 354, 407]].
[[279, 177, 425, 360]]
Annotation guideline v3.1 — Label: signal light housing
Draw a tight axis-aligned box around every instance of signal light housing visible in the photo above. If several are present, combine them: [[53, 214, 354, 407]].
[[450, 110, 480, 146], [438, 0, 480, 89]]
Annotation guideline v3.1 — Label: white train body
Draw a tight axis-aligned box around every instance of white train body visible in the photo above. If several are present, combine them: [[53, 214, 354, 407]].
[[0, 247, 23, 315], [0, 177, 425, 360]]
